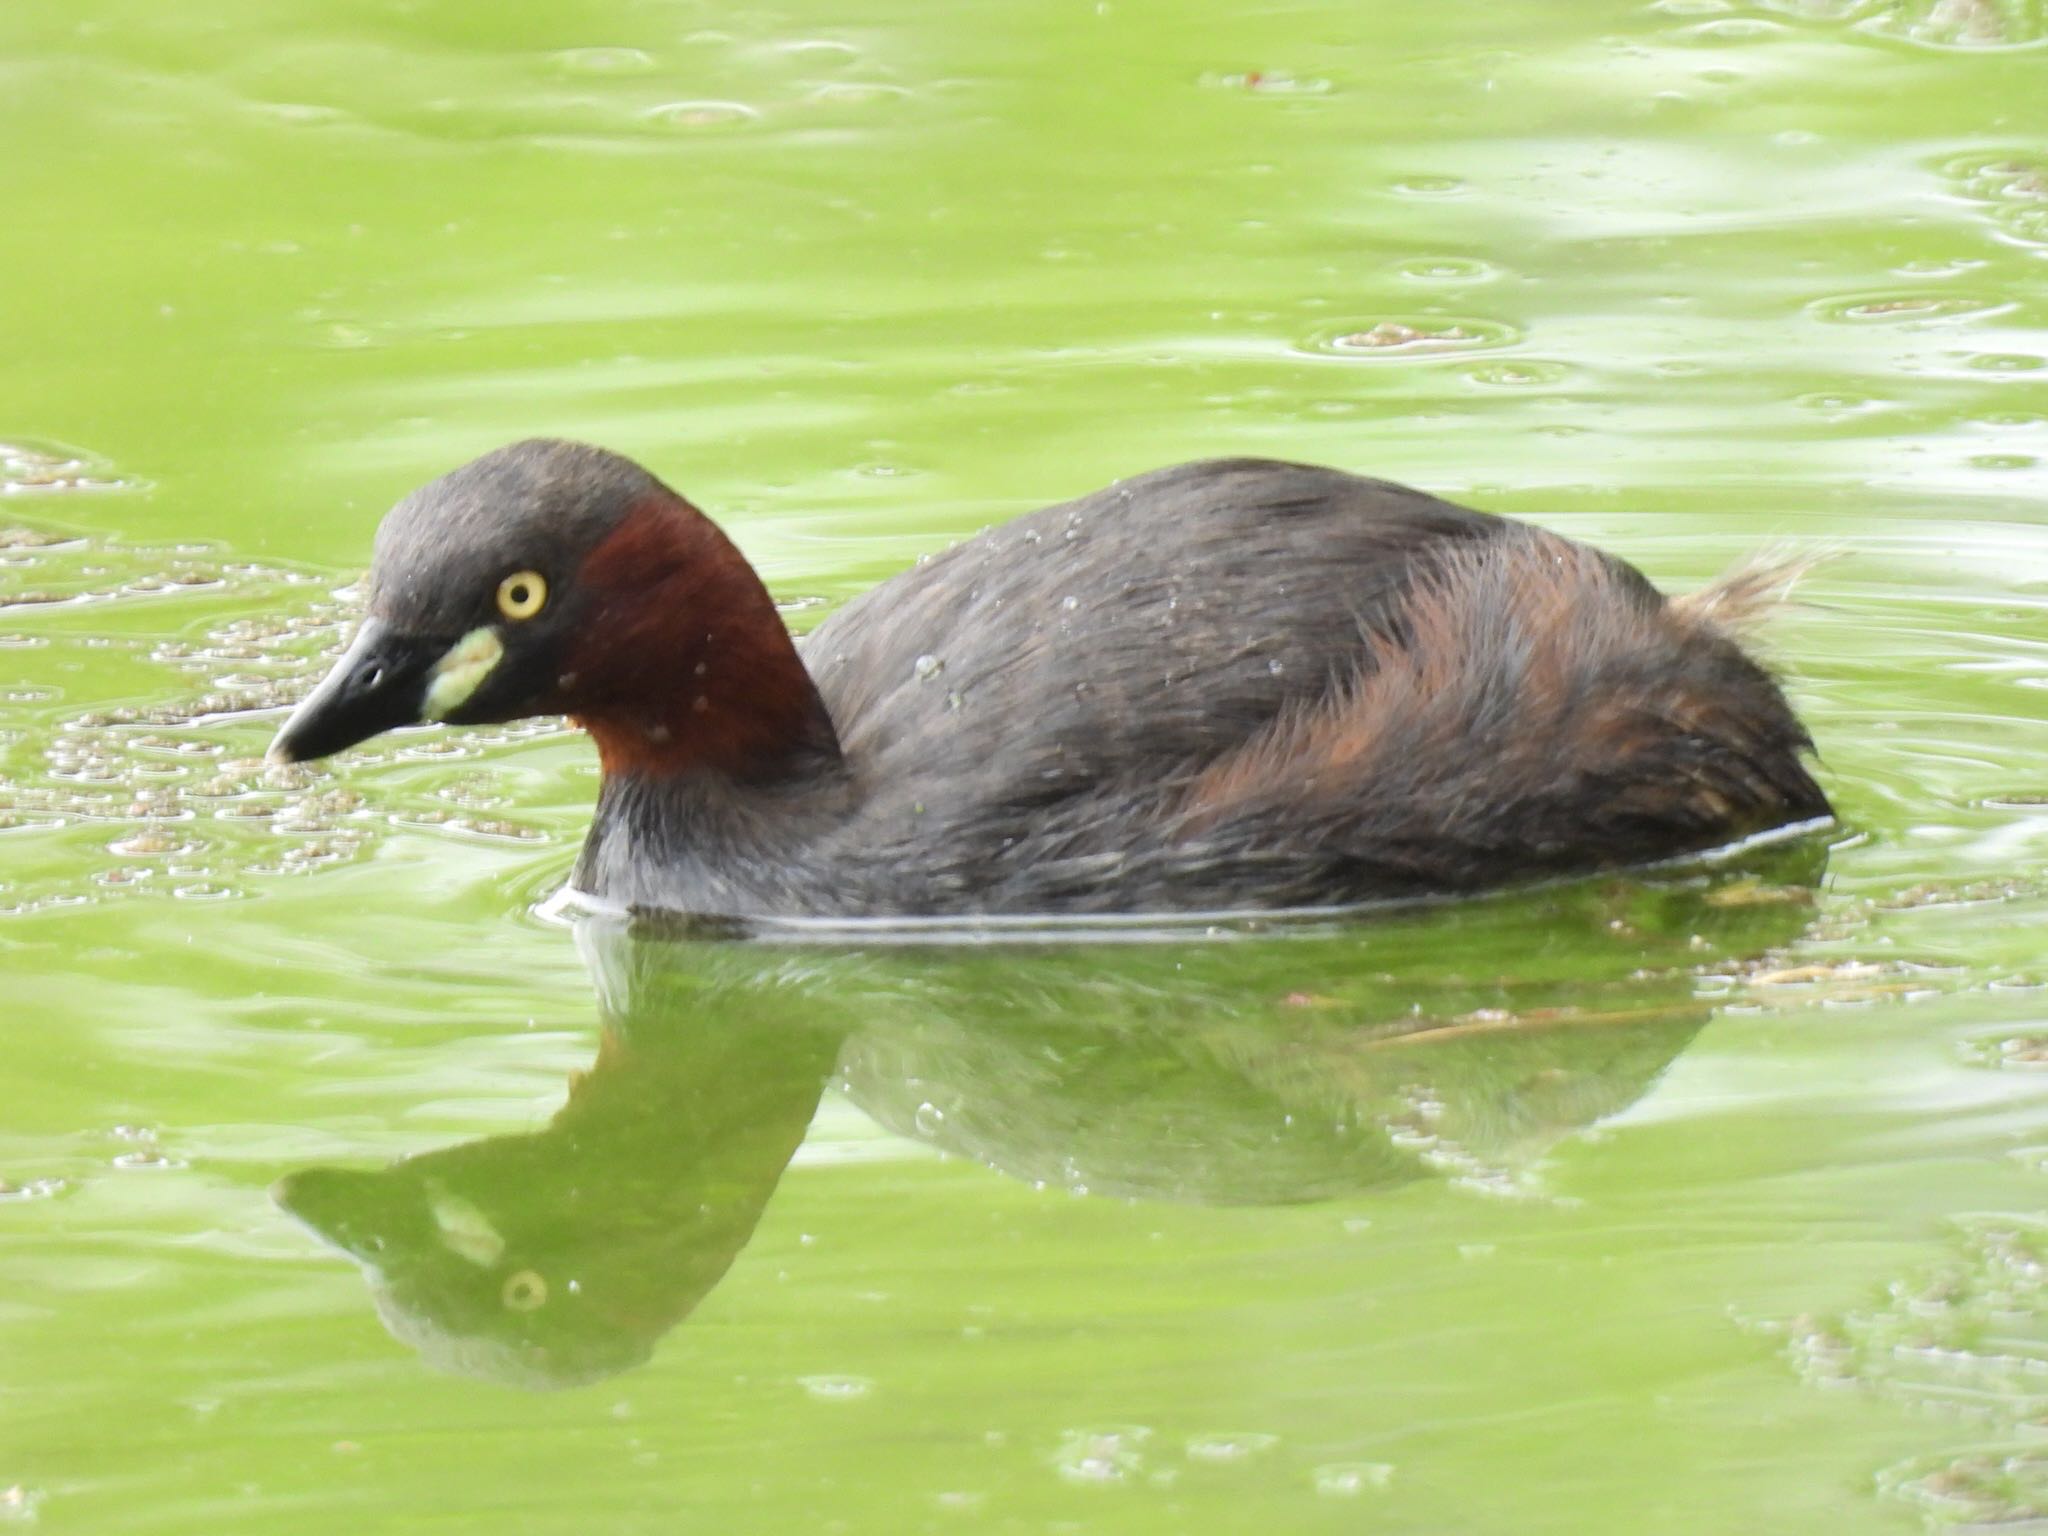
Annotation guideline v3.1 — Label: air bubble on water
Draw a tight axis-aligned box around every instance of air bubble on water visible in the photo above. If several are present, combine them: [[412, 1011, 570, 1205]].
[[805, 82, 911, 107], [1794, 391, 1881, 414], [781, 37, 862, 63], [1304, 317, 1517, 358], [1963, 1032, 2048, 1071], [1186, 1432, 1279, 1464], [798, 1374, 873, 1402], [1, 440, 137, 496], [553, 46, 659, 75], [1, 1485, 45, 1522], [1313, 1462, 1394, 1497], [113, 1148, 186, 1169], [1672, 15, 1783, 41], [1808, 291, 2007, 325], [1397, 255, 1500, 282], [1054, 1426, 1151, 1485], [0, 1177, 66, 1202], [914, 1101, 947, 1134], [1391, 175, 1464, 196], [1200, 70, 1333, 94], [643, 100, 760, 130], [110, 1127, 182, 1170], [1468, 361, 1569, 388]]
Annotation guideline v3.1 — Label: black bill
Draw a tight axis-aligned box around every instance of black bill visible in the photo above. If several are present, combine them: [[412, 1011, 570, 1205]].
[[268, 617, 446, 764]]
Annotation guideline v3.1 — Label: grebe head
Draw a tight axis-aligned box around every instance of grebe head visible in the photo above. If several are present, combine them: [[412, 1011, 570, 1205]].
[[270, 439, 837, 779]]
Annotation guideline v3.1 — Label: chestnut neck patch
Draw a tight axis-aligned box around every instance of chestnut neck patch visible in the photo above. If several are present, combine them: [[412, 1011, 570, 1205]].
[[564, 495, 841, 782]]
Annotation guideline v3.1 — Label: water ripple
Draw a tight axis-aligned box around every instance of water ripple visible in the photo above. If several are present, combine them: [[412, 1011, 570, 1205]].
[[1299, 317, 1520, 360], [1806, 290, 2013, 326]]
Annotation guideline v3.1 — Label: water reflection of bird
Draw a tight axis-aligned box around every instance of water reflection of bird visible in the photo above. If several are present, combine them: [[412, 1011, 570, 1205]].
[[269, 441, 1828, 917], [276, 843, 1822, 1389], [276, 994, 838, 1389]]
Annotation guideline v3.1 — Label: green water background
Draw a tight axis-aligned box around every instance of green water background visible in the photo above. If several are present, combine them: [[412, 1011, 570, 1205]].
[[4, 0, 2048, 1529]]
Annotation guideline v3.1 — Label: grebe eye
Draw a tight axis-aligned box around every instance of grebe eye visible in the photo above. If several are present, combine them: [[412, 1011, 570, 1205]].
[[496, 571, 547, 621], [501, 1268, 548, 1312]]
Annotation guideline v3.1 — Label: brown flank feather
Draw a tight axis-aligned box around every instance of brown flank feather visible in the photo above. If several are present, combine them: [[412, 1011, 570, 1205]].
[[1170, 526, 1825, 888]]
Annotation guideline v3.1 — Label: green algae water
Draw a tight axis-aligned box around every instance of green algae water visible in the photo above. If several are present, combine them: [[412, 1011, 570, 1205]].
[[4, 0, 2048, 1529]]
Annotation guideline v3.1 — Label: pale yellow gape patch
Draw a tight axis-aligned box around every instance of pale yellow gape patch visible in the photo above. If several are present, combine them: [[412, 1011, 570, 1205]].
[[423, 626, 505, 721], [428, 1186, 506, 1268]]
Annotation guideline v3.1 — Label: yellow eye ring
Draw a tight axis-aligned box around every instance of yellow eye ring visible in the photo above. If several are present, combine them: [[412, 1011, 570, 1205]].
[[502, 1269, 548, 1312], [496, 570, 547, 621]]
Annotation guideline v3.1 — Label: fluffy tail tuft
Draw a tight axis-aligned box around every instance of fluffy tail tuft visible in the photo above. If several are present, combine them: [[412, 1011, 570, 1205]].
[[1670, 546, 1833, 635]]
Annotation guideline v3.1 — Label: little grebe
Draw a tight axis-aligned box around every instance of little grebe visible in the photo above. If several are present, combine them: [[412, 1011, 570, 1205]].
[[270, 440, 1829, 916]]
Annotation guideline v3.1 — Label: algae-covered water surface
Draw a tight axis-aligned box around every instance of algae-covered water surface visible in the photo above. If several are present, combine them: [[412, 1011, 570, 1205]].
[[5, 1, 2048, 1530]]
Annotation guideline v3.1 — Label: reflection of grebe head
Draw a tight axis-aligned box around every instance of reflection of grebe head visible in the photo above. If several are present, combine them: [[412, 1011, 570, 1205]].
[[275, 1015, 836, 1390], [276, 1160, 671, 1390]]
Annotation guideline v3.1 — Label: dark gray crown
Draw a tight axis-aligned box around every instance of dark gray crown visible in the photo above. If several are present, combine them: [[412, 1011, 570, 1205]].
[[368, 439, 666, 632]]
